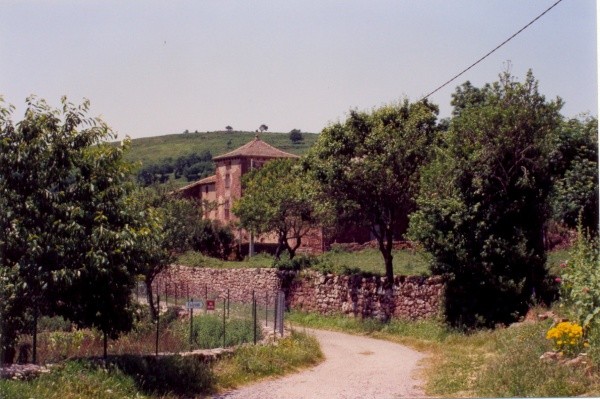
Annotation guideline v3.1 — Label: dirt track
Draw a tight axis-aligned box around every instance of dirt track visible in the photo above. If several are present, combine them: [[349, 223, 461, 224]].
[[216, 328, 427, 399]]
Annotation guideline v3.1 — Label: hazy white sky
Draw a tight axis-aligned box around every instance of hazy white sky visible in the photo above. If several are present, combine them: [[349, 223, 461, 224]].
[[1, 1, 597, 139]]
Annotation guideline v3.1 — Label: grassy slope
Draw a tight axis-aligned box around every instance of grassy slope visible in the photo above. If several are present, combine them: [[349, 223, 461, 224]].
[[124, 131, 319, 167], [177, 248, 430, 276]]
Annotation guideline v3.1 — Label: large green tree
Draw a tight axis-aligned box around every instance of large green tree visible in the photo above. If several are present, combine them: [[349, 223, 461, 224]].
[[305, 100, 439, 283], [549, 116, 598, 233], [409, 71, 563, 328], [0, 97, 141, 362], [233, 158, 328, 259]]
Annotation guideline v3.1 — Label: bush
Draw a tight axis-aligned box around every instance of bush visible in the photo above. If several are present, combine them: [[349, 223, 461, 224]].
[[192, 220, 235, 260], [559, 225, 600, 330], [111, 354, 215, 395]]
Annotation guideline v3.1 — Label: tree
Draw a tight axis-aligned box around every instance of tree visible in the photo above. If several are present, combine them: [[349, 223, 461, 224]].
[[259, 124, 268, 132], [233, 158, 328, 259], [0, 96, 142, 362], [225, 125, 233, 132], [305, 100, 439, 282], [409, 71, 563, 329], [130, 186, 201, 319], [289, 129, 304, 144], [549, 116, 598, 233]]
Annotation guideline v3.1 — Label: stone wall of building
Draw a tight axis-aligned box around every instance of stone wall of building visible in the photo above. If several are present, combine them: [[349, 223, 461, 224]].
[[157, 266, 444, 320]]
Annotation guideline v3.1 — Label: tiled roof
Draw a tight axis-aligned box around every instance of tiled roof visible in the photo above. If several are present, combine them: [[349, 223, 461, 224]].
[[213, 136, 299, 161], [176, 174, 216, 192]]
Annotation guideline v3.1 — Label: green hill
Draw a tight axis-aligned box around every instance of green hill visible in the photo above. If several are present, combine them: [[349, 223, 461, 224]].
[[124, 130, 319, 167], [123, 130, 319, 187]]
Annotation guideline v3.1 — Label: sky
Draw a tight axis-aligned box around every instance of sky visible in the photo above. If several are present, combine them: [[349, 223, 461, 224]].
[[1, 0, 597, 139]]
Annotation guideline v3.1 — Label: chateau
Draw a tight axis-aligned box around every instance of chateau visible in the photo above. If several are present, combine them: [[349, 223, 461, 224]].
[[177, 136, 331, 254]]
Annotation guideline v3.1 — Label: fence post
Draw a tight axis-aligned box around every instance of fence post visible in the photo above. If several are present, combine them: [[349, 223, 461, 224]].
[[155, 295, 160, 356], [277, 291, 285, 337], [32, 304, 38, 364], [273, 290, 278, 335], [189, 297, 193, 350], [205, 285, 208, 315], [227, 289, 230, 318], [253, 297, 257, 345], [222, 298, 226, 348]]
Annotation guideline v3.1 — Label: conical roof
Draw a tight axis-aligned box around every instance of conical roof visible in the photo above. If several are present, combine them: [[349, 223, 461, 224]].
[[213, 136, 299, 161]]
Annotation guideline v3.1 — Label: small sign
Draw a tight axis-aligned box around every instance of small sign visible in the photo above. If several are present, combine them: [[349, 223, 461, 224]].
[[206, 300, 215, 310], [186, 301, 204, 310]]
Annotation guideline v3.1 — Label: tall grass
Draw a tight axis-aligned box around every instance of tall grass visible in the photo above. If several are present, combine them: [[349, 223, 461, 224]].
[[0, 332, 322, 399], [214, 331, 323, 390]]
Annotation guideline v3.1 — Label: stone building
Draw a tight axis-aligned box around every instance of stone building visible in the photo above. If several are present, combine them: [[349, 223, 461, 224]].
[[178, 135, 375, 255], [177, 136, 308, 253]]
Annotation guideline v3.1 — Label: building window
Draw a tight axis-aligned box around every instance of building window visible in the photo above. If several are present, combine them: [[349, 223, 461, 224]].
[[225, 173, 230, 189], [205, 185, 209, 194], [226, 161, 231, 170]]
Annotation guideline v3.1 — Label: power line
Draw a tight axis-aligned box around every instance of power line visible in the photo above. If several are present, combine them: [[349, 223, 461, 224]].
[[421, 0, 564, 101]]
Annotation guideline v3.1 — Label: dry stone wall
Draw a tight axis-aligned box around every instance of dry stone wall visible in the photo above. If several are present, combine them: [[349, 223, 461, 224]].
[[158, 266, 444, 320]]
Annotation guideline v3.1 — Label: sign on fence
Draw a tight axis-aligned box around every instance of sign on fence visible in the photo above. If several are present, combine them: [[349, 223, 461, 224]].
[[206, 300, 215, 310], [186, 300, 204, 310]]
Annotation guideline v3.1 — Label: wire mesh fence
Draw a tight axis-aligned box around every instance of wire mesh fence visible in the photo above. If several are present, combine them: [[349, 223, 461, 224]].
[[12, 282, 286, 365]]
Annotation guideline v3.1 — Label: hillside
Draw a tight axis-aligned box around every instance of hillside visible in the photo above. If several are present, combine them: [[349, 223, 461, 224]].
[[124, 130, 319, 167]]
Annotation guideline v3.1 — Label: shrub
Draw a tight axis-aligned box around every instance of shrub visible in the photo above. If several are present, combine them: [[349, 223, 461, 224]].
[[559, 225, 600, 330], [111, 354, 215, 395]]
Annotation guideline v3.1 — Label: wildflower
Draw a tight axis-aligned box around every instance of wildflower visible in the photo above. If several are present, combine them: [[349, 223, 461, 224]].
[[560, 262, 567, 268], [555, 277, 562, 283]]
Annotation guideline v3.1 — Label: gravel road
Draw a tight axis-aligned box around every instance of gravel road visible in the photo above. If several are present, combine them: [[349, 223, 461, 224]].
[[216, 328, 427, 399]]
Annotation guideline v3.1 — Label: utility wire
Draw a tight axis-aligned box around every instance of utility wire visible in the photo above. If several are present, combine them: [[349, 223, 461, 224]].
[[421, 0, 564, 101]]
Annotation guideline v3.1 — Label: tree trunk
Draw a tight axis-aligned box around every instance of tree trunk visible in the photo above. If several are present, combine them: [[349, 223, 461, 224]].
[[145, 278, 158, 320], [375, 223, 395, 287], [288, 236, 302, 260]]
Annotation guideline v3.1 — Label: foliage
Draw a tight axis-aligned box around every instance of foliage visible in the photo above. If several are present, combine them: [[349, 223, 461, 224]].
[[0, 360, 150, 399], [234, 158, 330, 259], [0, 97, 141, 362], [559, 224, 600, 331], [546, 321, 584, 356], [305, 99, 438, 283], [136, 150, 214, 186], [128, 186, 200, 319], [549, 116, 599, 233], [110, 355, 215, 396], [258, 124, 268, 132], [409, 71, 563, 328], [191, 219, 235, 260], [289, 128, 304, 144]]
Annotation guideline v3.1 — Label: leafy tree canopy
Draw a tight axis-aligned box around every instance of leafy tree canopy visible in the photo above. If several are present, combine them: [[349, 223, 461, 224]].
[[305, 99, 439, 283], [233, 158, 330, 259], [549, 115, 598, 233], [409, 71, 563, 328], [0, 97, 143, 361]]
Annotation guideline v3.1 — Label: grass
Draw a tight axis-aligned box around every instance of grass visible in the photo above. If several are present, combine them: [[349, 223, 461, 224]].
[[177, 247, 430, 276], [214, 330, 323, 390], [124, 131, 319, 169], [287, 309, 600, 397], [0, 331, 322, 399]]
